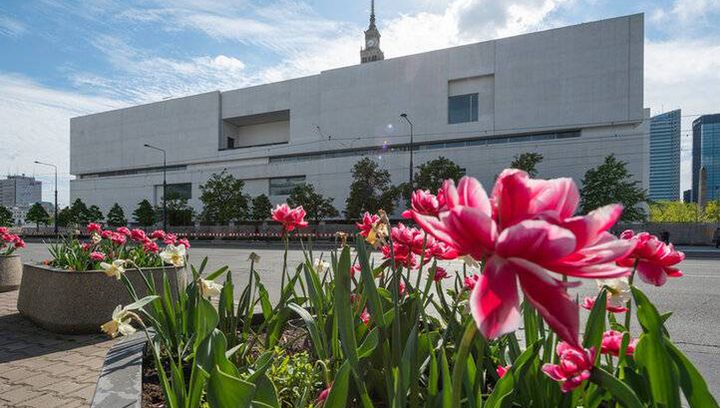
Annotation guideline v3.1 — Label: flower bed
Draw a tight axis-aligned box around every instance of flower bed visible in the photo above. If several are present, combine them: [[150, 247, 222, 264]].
[[98, 171, 718, 408], [0, 227, 26, 292], [17, 225, 186, 334]]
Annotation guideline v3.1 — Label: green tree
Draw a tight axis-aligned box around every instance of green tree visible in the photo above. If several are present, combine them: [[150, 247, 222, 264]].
[[400, 156, 464, 205], [510, 152, 544, 178], [650, 201, 702, 223], [69, 198, 91, 225], [158, 191, 195, 226], [57, 207, 73, 227], [345, 157, 398, 219], [133, 199, 156, 227], [250, 194, 273, 221], [580, 154, 648, 222], [287, 183, 339, 223], [25, 202, 50, 230], [106, 203, 127, 227], [0, 205, 13, 227], [704, 200, 720, 223], [87, 205, 104, 223], [199, 170, 249, 225]]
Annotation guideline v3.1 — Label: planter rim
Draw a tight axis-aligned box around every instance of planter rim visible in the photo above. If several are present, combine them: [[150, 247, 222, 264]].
[[24, 262, 177, 275], [0, 254, 20, 258]]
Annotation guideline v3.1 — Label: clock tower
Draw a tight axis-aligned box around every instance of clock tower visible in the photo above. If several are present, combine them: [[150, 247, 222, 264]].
[[361, 0, 384, 64]]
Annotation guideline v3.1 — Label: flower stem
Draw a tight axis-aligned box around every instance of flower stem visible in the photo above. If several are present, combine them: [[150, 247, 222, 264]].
[[451, 322, 477, 407]]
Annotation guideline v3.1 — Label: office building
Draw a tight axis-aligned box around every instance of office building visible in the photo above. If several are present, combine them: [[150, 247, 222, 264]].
[[691, 114, 720, 204], [649, 110, 681, 201]]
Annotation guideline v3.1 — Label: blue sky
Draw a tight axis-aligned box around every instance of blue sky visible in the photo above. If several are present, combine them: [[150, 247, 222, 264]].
[[1, 0, 719, 206]]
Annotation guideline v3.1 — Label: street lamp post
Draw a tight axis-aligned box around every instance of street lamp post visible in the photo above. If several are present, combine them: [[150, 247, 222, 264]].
[[34, 160, 58, 234], [400, 113, 414, 187], [143, 144, 167, 231]]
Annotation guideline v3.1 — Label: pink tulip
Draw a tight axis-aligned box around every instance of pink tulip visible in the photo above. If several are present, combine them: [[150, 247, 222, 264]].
[[381, 242, 418, 269], [617, 230, 684, 286], [101, 230, 113, 239], [360, 308, 371, 325], [408, 171, 636, 346], [0, 227, 7, 234], [116, 227, 131, 236], [272, 204, 309, 232], [402, 189, 444, 218], [130, 228, 147, 242], [542, 342, 595, 392], [316, 383, 332, 404], [356, 212, 380, 238], [150, 230, 166, 240], [164, 233, 178, 246], [81, 242, 92, 251], [581, 297, 628, 313], [496, 364, 511, 378], [464, 274, 480, 291], [89, 251, 105, 261], [433, 266, 449, 282], [110, 232, 127, 246], [177, 238, 191, 249], [143, 240, 159, 254], [428, 241, 458, 260], [350, 264, 362, 280], [87, 223, 102, 234], [13, 236, 25, 249], [600, 330, 637, 356]]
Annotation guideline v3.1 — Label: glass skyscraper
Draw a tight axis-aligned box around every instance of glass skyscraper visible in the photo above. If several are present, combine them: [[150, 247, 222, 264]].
[[691, 114, 720, 203], [649, 110, 681, 201]]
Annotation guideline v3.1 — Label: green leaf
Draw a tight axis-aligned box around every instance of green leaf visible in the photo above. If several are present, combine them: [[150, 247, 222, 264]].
[[288, 303, 328, 360], [194, 297, 220, 349], [589, 367, 643, 408], [324, 361, 351, 408], [253, 373, 280, 408], [485, 341, 541, 408], [666, 341, 719, 407], [632, 287, 681, 407], [357, 327, 379, 360], [583, 289, 608, 351], [207, 365, 255, 408], [356, 239, 386, 328], [124, 295, 159, 311], [205, 265, 229, 281]]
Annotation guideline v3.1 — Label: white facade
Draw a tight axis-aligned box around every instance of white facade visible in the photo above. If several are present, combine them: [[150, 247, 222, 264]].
[[70, 14, 647, 218]]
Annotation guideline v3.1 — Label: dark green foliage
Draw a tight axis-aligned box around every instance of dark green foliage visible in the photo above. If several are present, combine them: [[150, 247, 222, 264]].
[[510, 152, 544, 178], [133, 199, 156, 226], [287, 183, 339, 223], [250, 194, 273, 221], [87, 205, 104, 223], [400, 156, 464, 205], [580, 154, 648, 221], [25, 202, 49, 229], [106, 203, 127, 227], [0, 205, 13, 226], [199, 170, 249, 225], [344, 157, 398, 219], [160, 191, 195, 226]]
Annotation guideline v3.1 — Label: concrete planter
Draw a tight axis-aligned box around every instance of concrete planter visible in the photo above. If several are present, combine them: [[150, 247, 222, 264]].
[[17, 264, 181, 334], [0, 254, 22, 292]]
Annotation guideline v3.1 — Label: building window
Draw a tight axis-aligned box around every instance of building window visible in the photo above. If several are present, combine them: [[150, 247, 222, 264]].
[[448, 93, 479, 124], [269, 176, 306, 196], [155, 183, 192, 204], [227, 137, 235, 149]]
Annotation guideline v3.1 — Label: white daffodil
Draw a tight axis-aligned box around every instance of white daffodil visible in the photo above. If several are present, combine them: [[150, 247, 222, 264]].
[[596, 277, 631, 309], [200, 278, 224, 297], [160, 244, 186, 267], [314, 258, 330, 274], [100, 305, 136, 338], [248, 252, 261, 263], [100, 259, 126, 280], [91, 233, 102, 244]]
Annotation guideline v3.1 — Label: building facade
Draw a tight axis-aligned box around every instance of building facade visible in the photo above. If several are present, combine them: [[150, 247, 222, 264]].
[[648, 109, 681, 201], [70, 14, 647, 220], [692, 113, 720, 204], [0, 175, 42, 208]]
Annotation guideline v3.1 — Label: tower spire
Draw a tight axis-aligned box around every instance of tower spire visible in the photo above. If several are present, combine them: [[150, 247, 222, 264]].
[[361, 0, 383, 63], [370, 0, 376, 27]]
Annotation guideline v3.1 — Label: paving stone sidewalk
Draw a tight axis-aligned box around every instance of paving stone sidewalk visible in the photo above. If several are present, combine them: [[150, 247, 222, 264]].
[[0, 290, 115, 408]]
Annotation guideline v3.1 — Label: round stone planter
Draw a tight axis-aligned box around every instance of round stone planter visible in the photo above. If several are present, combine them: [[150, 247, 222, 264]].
[[17, 263, 181, 334], [0, 254, 22, 292]]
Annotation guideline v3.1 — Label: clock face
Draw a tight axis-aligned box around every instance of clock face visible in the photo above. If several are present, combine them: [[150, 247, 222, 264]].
[[366, 38, 376, 47]]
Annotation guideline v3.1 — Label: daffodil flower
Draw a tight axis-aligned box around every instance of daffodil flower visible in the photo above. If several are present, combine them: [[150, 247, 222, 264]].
[[200, 278, 223, 297], [160, 244, 186, 267], [596, 277, 631, 309], [314, 258, 330, 274], [248, 252, 261, 263], [100, 259, 126, 279], [100, 305, 137, 338]]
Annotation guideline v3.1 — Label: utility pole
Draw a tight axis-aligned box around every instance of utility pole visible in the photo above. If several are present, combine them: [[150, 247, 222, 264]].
[[34, 160, 58, 234], [400, 113, 414, 186], [143, 144, 167, 231]]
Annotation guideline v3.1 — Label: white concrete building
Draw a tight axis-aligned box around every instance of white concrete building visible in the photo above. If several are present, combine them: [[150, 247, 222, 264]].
[[70, 13, 647, 219]]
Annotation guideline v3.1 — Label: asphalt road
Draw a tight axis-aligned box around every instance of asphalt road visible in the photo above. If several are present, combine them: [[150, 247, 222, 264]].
[[18, 242, 720, 397]]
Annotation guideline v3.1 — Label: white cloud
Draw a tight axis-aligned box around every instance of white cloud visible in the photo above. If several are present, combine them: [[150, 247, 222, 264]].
[[671, 0, 720, 22], [0, 73, 124, 206], [645, 38, 720, 191], [0, 15, 26, 38]]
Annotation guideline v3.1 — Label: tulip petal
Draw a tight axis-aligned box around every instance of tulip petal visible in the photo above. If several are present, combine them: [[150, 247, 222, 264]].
[[636, 261, 668, 286], [456, 176, 492, 215], [470, 256, 522, 339], [414, 207, 497, 258], [496, 220, 576, 261], [562, 204, 624, 248], [511, 258, 580, 346]]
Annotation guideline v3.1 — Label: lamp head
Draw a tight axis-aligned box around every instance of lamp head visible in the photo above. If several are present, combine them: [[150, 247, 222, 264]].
[[400, 113, 407, 118]]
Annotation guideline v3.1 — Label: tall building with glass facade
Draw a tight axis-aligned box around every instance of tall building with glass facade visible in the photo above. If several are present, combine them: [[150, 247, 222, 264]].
[[691, 114, 720, 204], [649, 110, 681, 201]]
